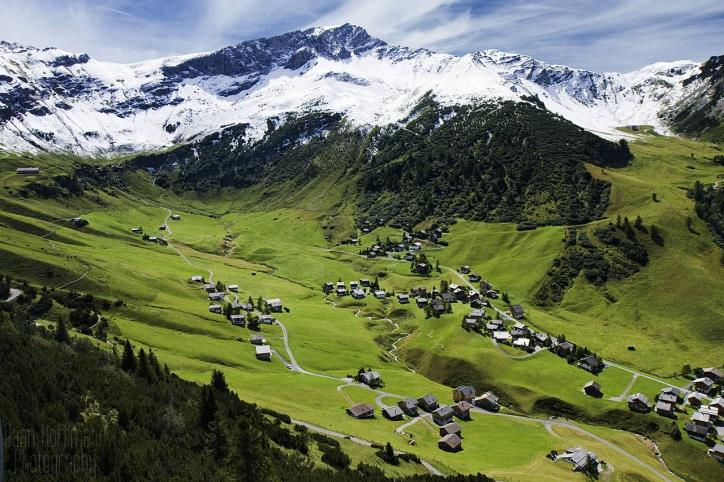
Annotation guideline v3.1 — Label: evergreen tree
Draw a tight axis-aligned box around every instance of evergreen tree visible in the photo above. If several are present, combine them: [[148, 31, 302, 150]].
[[149, 349, 162, 380], [634, 215, 644, 231], [651, 225, 664, 246], [228, 413, 278, 482], [54, 318, 70, 344], [211, 369, 229, 392], [120, 339, 137, 372], [136, 348, 153, 382], [199, 386, 218, 428]]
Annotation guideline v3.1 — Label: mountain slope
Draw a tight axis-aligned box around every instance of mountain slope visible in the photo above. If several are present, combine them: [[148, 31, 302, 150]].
[[0, 25, 720, 154], [131, 97, 632, 226]]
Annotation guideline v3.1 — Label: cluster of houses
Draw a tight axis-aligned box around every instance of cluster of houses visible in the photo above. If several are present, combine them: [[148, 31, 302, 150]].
[[189, 275, 284, 362], [346, 385, 500, 453], [323, 279, 388, 300]]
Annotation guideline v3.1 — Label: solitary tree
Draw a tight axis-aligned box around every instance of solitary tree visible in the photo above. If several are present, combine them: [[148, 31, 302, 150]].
[[211, 369, 229, 392]]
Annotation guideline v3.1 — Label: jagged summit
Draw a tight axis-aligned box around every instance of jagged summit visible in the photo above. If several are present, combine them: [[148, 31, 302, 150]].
[[0, 25, 719, 153]]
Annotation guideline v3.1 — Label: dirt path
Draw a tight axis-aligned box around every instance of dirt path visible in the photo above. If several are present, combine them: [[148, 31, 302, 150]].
[[608, 373, 639, 402]]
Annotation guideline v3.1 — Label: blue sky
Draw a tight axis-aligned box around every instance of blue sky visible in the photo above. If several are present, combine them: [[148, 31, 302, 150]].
[[3, 0, 723, 72]]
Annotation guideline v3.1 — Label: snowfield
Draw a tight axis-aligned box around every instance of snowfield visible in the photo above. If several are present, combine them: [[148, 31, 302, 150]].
[[0, 25, 705, 154]]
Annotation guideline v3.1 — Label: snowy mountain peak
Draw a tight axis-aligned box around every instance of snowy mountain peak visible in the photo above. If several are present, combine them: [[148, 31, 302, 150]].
[[0, 26, 717, 154]]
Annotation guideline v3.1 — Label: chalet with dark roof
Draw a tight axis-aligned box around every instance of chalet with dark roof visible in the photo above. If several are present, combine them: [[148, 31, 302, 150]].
[[382, 405, 404, 421], [453, 385, 476, 403], [438, 433, 462, 452], [439, 422, 461, 437], [583, 381, 603, 398], [510, 304, 525, 319], [432, 405, 455, 426], [346, 403, 375, 419], [474, 391, 500, 412], [655, 401, 676, 418], [398, 398, 419, 416], [417, 394, 439, 412], [578, 355, 605, 374], [453, 401, 472, 420], [627, 393, 651, 413]]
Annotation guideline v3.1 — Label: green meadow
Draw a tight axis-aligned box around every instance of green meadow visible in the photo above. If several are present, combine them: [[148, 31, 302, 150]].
[[1, 133, 722, 481]]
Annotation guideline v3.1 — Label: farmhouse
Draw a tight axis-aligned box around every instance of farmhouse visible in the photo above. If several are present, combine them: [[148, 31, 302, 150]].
[[265, 298, 283, 312], [453, 385, 476, 403], [692, 377, 715, 394], [259, 314, 275, 325], [493, 331, 512, 344], [686, 391, 705, 407], [190, 275, 203, 282], [250, 334, 266, 345], [583, 381, 603, 398], [441, 292, 456, 304], [453, 401, 472, 420], [468, 273, 481, 282], [701, 367, 723, 384], [230, 314, 246, 326], [255, 345, 272, 361], [171, 214, 181, 220], [627, 393, 651, 413], [382, 405, 404, 421], [72, 217, 88, 227], [557, 447, 599, 473], [397, 293, 409, 303], [417, 394, 439, 412], [16, 167, 40, 175], [322, 282, 334, 294], [208, 304, 222, 313], [474, 391, 500, 412], [469, 309, 485, 319], [431, 300, 445, 315], [534, 333, 551, 346], [462, 318, 479, 330], [485, 320, 503, 332], [228, 284, 239, 292], [578, 355, 605, 374], [208, 292, 225, 301], [346, 403, 375, 419], [554, 341, 575, 356], [359, 370, 381, 387], [398, 398, 419, 416], [432, 405, 455, 425], [148, 236, 158, 242], [131, 227, 141, 234], [239, 302, 254, 312], [510, 304, 525, 319], [710, 397, 724, 416], [439, 422, 461, 437], [360, 278, 370, 287], [685, 422, 710, 441], [655, 401, 676, 418], [416, 297, 429, 307], [708, 444, 724, 462], [158, 224, 167, 231], [374, 290, 386, 299], [351, 288, 366, 299], [438, 434, 462, 452], [203, 283, 217, 292], [690, 411, 712, 428], [659, 387, 682, 403], [460, 265, 471, 274], [349, 281, 359, 289]]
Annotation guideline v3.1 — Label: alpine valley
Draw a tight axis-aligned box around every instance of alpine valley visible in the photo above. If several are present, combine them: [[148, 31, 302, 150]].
[[0, 24, 723, 482]]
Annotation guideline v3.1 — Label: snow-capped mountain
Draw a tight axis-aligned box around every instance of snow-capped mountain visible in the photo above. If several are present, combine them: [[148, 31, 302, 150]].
[[0, 24, 717, 154]]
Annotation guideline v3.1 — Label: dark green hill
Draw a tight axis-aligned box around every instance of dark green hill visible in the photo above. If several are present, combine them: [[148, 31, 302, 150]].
[[131, 97, 632, 227]]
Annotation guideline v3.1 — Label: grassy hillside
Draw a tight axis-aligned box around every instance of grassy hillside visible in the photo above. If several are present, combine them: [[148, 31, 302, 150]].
[[0, 153, 703, 481]]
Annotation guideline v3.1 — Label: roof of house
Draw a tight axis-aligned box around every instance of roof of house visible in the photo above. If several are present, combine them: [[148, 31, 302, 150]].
[[711, 397, 724, 408], [709, 443, 724, 455], [441, 422, 461, 434], [513, 338, 531, 347], [266, 298, 282, 305], [511, 304, 524, 313], [659, 392, 678, 404], [418, 394, 438, 405], [579, 355, 604, 368], [382, 405, 404, 418], [478, 391, 498, 404], [560, 447, 597, 470], [584, 381, 601, 391], [703, 367, 723, 379], [655, 401, 674, 412], [693, 377, 715, 388], [347, 403, 375, 417], [255, 345, 271, 355], [493, 331, 512, 340], [454, 401, 473, 412], [557, 341, 574, 350], [399, 398, 418, 409], [627, 393, 649, 405], [685, 422, 710, 437], [660, 386, 682, 396], [438, 433, 462, 449], [433, 405, 454, 418], [250, 334, 264, 341], [455, 385, 476, 397]]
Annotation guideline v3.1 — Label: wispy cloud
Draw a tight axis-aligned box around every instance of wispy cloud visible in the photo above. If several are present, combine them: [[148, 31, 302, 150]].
[[0, 0, 721, 71]]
